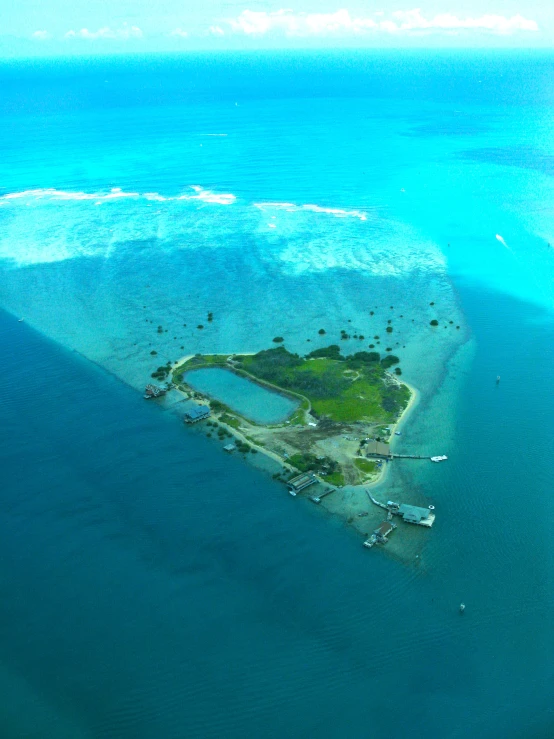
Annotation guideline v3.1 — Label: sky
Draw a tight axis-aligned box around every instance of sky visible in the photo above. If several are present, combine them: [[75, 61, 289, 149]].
[[1, 1, 553, 57]]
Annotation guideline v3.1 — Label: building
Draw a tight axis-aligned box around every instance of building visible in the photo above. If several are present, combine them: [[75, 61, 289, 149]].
[[374, 521, 396, 541], [365, 441, 393, 459], [398, 504, 435, 527], [183, 405, 211, 424], [287, 472, 317, 495], [364, 520, 397, 548], [144, 383, 167, 399]]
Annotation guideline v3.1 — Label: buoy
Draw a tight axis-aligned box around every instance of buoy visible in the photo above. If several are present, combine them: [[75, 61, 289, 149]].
[[496, 376, 500, 383]]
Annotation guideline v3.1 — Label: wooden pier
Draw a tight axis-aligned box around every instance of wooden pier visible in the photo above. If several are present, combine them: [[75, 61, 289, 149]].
[[391, 453, 430, 459], [309, 488, 337, 504], [366, 490, 389, 510]]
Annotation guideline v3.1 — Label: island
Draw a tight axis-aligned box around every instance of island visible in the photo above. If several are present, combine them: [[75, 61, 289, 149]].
[[170, 345, 414, 488]]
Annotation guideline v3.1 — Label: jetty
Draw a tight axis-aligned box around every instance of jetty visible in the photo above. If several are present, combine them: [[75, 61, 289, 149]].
[[309, 487, 338, 504], [365, 441, 447, 462], [366, 490, 435, 527]]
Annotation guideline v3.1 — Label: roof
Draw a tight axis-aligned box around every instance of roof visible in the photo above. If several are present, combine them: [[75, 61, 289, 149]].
[[289, 472, 315, 483], [288, 472, 317, 490], [398, 504, 431, 523], [375, 522, 394, 537], [185, 405, 210, 419], [223, 444, 236, 451], [365, 441, 392, 457]]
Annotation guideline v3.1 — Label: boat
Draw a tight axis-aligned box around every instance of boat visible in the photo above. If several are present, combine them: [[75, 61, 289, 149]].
[[430, 455, 448, 462], [459, 603, 466, 613], [18, 318, 24, 322], [395, 431, 401, 436], [496, 375, 500, 383]]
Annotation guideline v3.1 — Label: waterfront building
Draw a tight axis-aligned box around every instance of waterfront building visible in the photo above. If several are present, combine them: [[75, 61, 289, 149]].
[[287, 472, 317, 494], [365, 441, 392, 459], [184, 405, 211, 423], [398, 504, 435, 527]]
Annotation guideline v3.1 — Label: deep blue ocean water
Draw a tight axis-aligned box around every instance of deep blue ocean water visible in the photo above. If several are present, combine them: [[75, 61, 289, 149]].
[[0, 52, 553, 737]]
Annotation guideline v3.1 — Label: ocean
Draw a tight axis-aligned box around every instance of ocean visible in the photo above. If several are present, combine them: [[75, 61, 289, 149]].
[[0, 51, 552, 737]]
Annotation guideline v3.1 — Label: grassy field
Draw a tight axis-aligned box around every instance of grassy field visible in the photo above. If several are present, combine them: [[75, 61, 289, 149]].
[[354, 458, 378, 475], [239, 347, 409, 424]]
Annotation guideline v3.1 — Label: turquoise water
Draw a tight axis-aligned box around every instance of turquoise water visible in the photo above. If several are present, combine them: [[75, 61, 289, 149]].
[[185, 367, 299, 423], [0, 53, 553, 737]]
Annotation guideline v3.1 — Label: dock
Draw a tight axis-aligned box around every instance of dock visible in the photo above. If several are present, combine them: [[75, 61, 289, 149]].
[[365, 440, 447, 462], [309, 487, 337, 504], [392, 453, 432, 460]]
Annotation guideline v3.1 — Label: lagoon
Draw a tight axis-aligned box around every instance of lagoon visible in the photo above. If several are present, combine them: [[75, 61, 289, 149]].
[[185, 367, 299, 424]]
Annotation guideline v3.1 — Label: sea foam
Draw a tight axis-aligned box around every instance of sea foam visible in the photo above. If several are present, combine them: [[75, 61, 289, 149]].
[[254, 201, 369, 221], [0, 186, 237, 207]]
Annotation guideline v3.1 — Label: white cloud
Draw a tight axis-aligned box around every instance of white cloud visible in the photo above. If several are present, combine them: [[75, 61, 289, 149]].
[[225, 8, 538, 36], [64, 25, 143, 40], [391, 9, 539, 33], [169, 28, 189, 38], [209, 25, 225, 36], [32, 30, 51, 40]]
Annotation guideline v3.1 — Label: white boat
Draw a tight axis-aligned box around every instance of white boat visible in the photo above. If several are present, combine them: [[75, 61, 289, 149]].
[[18, 318, 24, 322], [430, 455, 448, 462], [459, 603, 466, 613]]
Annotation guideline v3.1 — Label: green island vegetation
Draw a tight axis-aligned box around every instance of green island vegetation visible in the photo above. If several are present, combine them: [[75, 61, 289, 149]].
[[288, 453, 345, 486], [171, 345, 411, 488], [235, 345, 409, 422], [151, 363, 172, 381]]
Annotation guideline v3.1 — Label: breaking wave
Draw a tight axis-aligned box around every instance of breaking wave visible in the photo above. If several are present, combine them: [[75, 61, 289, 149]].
[[254, 201, 369, 221], [0, 186, 237, 206]]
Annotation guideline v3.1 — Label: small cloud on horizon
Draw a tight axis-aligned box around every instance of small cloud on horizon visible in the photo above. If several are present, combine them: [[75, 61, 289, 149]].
[[32, 30, 51, 40], [209, 25, 225, 36], [169, 28, 189, 38], [64, 25, 143, 40]]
